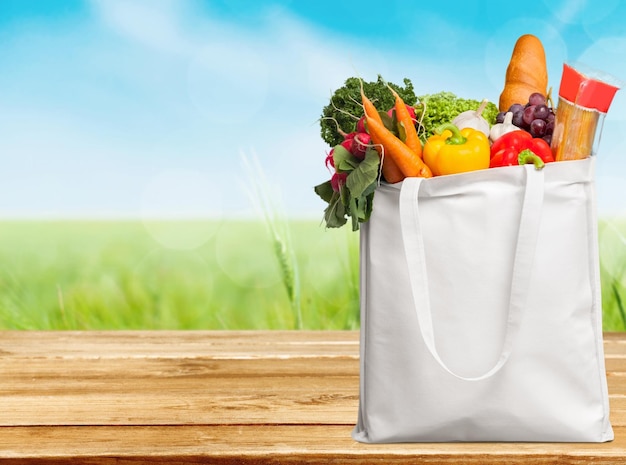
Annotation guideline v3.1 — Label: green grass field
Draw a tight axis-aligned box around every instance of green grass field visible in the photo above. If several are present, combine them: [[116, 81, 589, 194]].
[[0, 220, 360, 330], [0, 218, 624, 331]]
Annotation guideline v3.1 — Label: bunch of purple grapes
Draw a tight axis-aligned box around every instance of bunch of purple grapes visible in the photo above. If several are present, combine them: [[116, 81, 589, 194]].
[[496, 92, 555, 145]]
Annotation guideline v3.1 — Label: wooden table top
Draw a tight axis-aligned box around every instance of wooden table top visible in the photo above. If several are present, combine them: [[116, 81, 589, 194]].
[[1, 330, 626, 464]]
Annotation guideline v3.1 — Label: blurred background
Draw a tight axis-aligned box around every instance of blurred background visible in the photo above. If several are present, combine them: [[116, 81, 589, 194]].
[[0, 0, 624, 330]]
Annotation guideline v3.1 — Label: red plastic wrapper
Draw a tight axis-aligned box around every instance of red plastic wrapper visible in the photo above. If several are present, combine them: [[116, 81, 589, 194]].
[[551, 63, 621, 161]]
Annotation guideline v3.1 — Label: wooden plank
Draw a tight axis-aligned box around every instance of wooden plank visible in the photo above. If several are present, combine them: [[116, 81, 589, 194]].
[[0, 330, 360, 359], [6, 331, 625, 357], [5, 330, 623, 360], [602, 333, 626, 356], [3, 381, 626, 427], [0, 335, 360, 426], [2, 331, 626, 427], [0, 375, 359, 426], [1, 425, 626, 465], [2, 330, 626, 464], [0, 356, 359, 381]]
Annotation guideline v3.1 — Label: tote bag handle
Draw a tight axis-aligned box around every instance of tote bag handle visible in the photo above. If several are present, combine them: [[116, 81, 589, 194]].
[[399, 165, 545, 381]]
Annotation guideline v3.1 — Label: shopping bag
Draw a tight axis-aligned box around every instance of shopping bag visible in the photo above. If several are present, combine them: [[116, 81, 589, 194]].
[[352, 157, 613, 443]]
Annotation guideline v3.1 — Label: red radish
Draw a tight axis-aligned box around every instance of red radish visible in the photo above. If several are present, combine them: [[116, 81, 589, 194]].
[[351, 132, 371, 160], [325, 150, 335, 170], [343, 131, 357, 140], [356, 116, 367, 133], [331, 172, 347, 192], [341, 138, 353, 153]]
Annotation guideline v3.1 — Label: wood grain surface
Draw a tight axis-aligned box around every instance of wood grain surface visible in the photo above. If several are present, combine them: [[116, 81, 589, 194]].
[[1, 330, 625, 464]]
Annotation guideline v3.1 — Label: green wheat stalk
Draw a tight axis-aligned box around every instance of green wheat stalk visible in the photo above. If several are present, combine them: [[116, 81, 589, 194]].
[[611, 281, 626, 331], [240, 150, 302, 329]]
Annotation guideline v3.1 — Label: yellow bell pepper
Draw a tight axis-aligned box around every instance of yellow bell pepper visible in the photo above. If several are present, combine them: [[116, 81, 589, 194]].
[[423, 123, 491, 176]]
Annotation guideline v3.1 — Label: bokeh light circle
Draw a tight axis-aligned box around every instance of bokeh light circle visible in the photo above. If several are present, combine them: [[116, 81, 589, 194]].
[[575, 38, 626, 122], [187, 44, 270, 124], [215, 221, 282, 289], [141, 170, 222, 250]]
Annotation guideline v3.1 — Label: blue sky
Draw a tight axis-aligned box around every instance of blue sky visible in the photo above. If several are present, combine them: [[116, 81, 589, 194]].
[[1, 0, 625, 219]]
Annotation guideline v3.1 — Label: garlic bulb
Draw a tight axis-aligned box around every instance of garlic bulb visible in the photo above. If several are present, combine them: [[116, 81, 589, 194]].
[[452, 99, 491, 137], [489, 111, 518, 142]]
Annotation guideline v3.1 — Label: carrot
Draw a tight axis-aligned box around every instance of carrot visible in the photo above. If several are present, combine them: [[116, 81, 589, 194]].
[[360, 85, 405, 183], [366, 116, 432, 179], [360, 85, 382, 124], [388, 87, 422, 158]]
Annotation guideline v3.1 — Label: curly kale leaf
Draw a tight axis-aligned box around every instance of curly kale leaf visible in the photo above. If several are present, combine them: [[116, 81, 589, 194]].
[[320, 75, 417, 148]]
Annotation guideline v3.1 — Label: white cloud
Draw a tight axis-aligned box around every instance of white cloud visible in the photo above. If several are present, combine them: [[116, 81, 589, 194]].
[[80, 0, 404, 218], [9, 0, 622, 219], [89, 0, 196, 55], [554, 0, 588, 24], [254, 14, 392, 102], [186, 43, 271, 124], [88, 0, 396, 108], [542, 0, 620, 26]]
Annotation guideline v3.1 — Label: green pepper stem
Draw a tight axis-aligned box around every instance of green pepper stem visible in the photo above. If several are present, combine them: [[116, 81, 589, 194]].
[[435, 123, 467, 145], [518, 149, 545, 170]]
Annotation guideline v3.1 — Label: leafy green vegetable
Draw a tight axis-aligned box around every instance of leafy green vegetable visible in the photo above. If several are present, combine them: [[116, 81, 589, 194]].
[[315, 81, 498, 231], [320, 75, 417, 148], [316, 185, 347, 229], [346, 147, 380, 199], [314, 147, 380, 231], [415, 91, 499, 141], [314, 180, 335, 204], [333, 145, 359, 172]]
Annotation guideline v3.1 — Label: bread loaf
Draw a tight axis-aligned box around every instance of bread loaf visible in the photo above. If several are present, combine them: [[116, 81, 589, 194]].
[[499, 34, 548, 111]]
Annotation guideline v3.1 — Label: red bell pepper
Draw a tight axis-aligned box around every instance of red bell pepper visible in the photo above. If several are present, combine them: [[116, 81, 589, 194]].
[[490, 130, 554, 168]]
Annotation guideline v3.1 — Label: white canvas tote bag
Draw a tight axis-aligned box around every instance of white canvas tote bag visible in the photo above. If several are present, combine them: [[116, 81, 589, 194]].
[[353, 157, 613, 443]]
